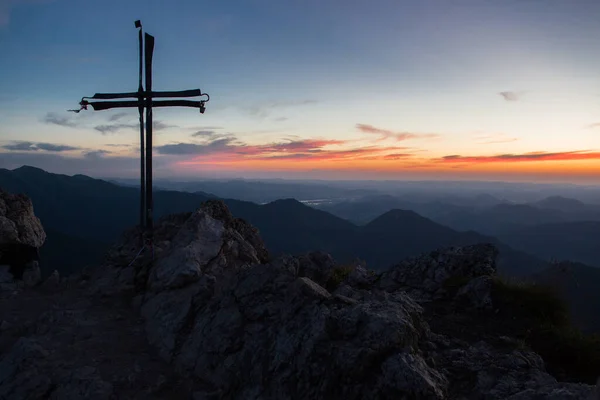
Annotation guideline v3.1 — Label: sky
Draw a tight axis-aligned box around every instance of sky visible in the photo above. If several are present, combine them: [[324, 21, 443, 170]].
[[0, 0, 599, 183]]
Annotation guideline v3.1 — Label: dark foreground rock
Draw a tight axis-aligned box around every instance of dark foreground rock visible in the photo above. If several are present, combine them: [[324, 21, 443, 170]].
[[1, 198, 598, 399], [0, 189, 45, 288]]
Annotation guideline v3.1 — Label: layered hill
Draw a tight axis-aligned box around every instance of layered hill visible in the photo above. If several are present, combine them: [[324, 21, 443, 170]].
[[1, 166, 549, 278]]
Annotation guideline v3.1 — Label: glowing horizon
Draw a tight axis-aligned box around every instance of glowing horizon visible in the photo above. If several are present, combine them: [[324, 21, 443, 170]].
[[1, 0, 599, 185]]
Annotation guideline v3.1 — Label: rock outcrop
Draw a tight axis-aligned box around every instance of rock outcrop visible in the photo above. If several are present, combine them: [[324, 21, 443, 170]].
[[92, 200, 598, 399], [0, 189, 45, 289], [1, 196, 598, 399]]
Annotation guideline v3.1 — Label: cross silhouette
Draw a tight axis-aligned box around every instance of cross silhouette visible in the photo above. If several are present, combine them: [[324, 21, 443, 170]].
[[71, 20, 210, 250]]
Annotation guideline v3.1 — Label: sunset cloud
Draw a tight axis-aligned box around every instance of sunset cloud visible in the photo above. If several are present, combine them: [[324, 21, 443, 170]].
[[83, 149, 112, 158], [436, 150, 600, 163], [356, 124, 440, 142], [2, 141, 79, 152], [163, 134, 415, 165]]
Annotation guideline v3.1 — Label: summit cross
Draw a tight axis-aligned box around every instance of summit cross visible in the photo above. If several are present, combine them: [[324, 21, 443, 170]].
[[70, 20, 210, 249]]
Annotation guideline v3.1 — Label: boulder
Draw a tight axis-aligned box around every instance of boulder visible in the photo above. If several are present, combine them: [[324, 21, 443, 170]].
[[0, 189, 46, 249], [378, 243, 498, 302], [0, 338, 53, 399], [113, 202, 448, 399], [0, 189, 46, 283]]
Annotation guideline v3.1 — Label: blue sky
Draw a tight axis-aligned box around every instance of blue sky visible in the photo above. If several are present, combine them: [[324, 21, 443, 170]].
[[1, 0, 599, 182]]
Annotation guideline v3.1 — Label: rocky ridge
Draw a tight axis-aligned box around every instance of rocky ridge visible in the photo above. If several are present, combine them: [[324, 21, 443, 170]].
[[0, 196, 599, 399]]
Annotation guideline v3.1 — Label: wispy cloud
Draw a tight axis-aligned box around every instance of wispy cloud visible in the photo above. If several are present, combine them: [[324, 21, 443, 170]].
[[382, 153, 414, 160], [94, 123, 137, 135], [585, 123, 600, 129], [473, 133, 519, 144], [153, 121, 177, 131], [190, 126, 224, 131], [356, 124, 440, 142], [436, 150, 600, 163], [108, 112, 130, 122], [499, 91, 525, 102], [2, 141, 79, 152], [83, 149, 112, 159], [42, 112, 78, 128], [240, 99, 318, 118], [191, 130, 219, 138], [157, 138, 238, 155], [94, 120, 175, 135]]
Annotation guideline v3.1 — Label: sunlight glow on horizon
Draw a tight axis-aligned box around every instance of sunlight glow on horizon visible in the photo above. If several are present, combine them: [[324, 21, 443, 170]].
[[1, 0, 599, 184]]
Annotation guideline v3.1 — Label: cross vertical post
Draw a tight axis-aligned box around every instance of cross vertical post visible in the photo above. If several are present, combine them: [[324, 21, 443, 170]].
[[71, 20, 210, 256], [144, 33, 155, 243], [135, 20, 145, 245]]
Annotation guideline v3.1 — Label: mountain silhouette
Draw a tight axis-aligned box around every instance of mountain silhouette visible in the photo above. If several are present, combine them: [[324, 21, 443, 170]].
[[497, 221, 600, 267], [1, 166, 550, 278]]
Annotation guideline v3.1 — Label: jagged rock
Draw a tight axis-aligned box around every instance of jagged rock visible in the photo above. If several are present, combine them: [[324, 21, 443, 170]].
[[456, 275, 494, 310], [0, 338, 53, 399], [0, 320, 13, 332], [378, 243, 498, 302], [0, 265, 14, 291], [0, 190, 46, 286], [148, 210, 226, 291], [93, 201, 269, 297], [22, 261, 41, 287], [296, 251, 336, 287], [0, 190, 46, 249], [505, 382, 598, 400], [41, 269, 61, 291], [49, 366, 114, 400], [138, 225, 448, 400], [2, 196, 597, 399], [345, 264, 377, 288], [427, 338, 598, 399]]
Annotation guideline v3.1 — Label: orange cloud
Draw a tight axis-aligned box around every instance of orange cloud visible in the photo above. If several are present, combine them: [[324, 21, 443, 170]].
[[436, 150, 600, 163], [356, 124, 440, 142], [169, 133, 418, 167]]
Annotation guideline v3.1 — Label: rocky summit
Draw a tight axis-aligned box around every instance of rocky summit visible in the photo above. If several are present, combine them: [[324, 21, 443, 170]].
[[0, 195, 599, 399]]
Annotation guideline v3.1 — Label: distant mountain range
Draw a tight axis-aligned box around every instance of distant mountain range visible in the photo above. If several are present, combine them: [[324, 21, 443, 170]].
[[4, 165, 600, 334], [315, 194, 600, 267], [1, 166, 550, 279], [109, 177, 376, 204]]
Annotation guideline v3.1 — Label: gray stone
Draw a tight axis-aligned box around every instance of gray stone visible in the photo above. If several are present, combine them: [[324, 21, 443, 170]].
[[0, 190, 46, 249], [50, 366, 114, 400], [456, 275, 494, 310], [378, 243, 498, 302], [0, 338, 52, 400], [22, 261, 41, 287]]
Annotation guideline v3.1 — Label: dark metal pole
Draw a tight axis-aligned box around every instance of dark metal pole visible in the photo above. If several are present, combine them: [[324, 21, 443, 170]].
[[135, 20, 146, 244], [144, 33, 155, 243]]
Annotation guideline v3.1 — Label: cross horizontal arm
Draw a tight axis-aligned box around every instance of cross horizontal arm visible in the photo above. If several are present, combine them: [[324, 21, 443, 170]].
[[89, 89, 203, 100], [88, 99, 206, 111]]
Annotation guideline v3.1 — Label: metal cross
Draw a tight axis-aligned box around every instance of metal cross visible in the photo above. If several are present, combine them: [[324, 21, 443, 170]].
[[71, 20, 210, 249]]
